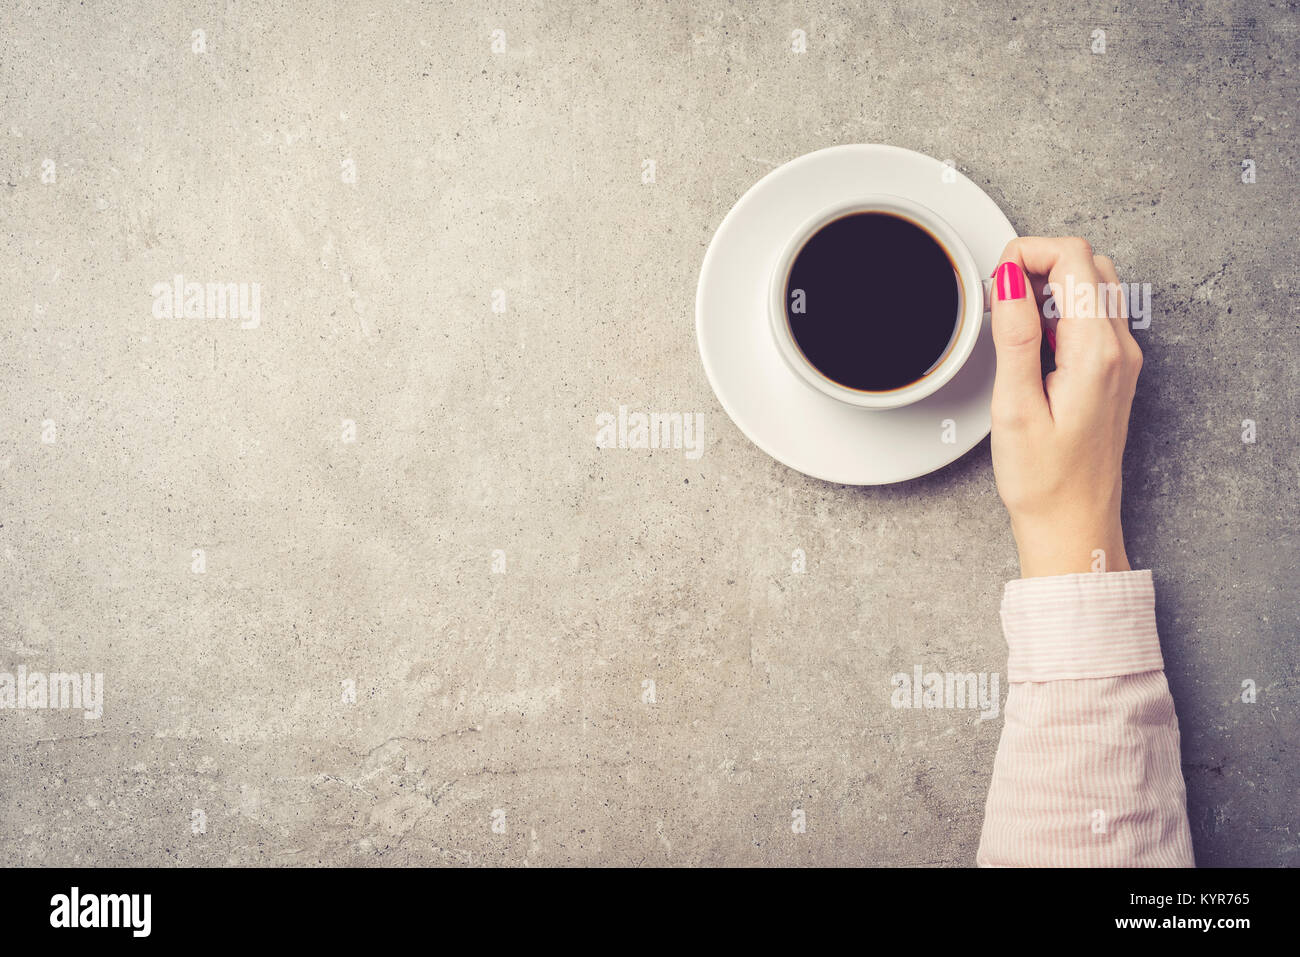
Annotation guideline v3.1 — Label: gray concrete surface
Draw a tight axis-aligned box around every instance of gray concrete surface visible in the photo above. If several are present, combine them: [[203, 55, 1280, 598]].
[[1, 0, 1296, 866]]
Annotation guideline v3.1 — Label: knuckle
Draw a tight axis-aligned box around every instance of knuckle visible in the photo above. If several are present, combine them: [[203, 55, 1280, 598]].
[[1069, 237, 1094, 258], [1097, 341, 1125, 371], [991, 400, 1030, 429], [993, 326, 1040, 351]]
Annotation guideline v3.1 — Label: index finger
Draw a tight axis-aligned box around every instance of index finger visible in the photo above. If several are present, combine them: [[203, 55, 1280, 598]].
[[1004, 236, 1104, 308], [1000, 237, 1115, 361]]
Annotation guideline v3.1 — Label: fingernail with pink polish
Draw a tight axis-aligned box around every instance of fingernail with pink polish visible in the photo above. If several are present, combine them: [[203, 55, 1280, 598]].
[[994, 261, 1026, 301]]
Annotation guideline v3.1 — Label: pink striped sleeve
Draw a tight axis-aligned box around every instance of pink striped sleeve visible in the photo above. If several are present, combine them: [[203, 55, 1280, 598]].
[[976, 570, 1196, 867]]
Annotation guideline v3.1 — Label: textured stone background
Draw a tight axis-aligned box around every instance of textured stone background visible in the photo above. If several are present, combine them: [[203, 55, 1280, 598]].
[[1, 0, 1295, 866]]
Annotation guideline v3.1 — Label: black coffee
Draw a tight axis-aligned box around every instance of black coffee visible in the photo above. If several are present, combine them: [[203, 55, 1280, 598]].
[[784, 212, 961, 392]]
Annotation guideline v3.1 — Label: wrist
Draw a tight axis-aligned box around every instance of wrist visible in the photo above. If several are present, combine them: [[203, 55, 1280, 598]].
[[1011, 516, 1130, 578]]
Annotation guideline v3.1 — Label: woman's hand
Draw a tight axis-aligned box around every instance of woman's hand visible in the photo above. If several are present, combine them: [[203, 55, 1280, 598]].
[[989, 237, 1144, 578]]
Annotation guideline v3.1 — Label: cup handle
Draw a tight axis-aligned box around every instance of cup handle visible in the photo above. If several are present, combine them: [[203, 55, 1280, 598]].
[[981, 277, 993, 314]]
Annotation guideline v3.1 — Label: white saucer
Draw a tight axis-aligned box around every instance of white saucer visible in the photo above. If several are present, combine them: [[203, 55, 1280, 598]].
[[695, 144, 1017, 485]]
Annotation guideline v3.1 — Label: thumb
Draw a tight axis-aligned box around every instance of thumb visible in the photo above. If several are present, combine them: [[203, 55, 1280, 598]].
[[990, 258, 1049, 423]]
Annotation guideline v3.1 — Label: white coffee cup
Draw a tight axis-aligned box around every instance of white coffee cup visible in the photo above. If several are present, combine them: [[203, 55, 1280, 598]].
[[768, 193, 993, 410]]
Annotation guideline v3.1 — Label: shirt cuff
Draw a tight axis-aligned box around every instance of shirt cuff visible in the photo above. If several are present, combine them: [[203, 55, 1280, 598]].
[[1000, 570, 1165, 682]]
